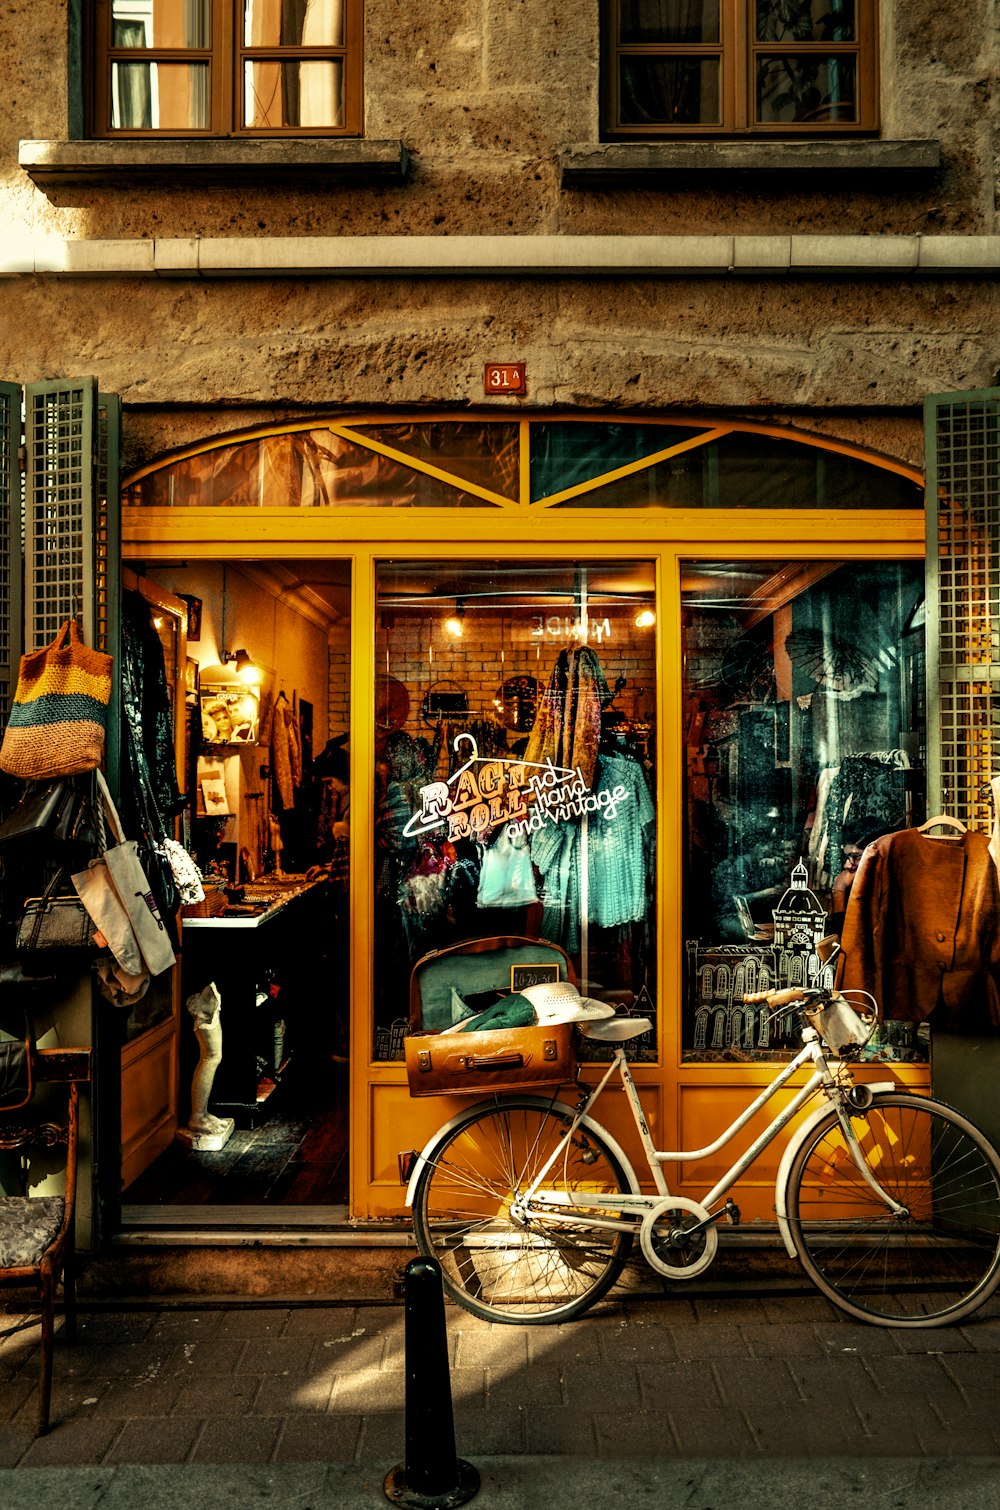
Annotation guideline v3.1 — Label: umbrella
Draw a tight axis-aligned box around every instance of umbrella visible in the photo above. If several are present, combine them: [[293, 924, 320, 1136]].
[[784, 626, 886, 699]]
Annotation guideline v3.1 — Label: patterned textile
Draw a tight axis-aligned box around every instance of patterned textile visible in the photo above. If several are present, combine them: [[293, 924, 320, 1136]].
[[809, 750, 910, 887], [0, 1196, 64, 1268], [531, 754, 655, 951], [525, 647, 610, 791]]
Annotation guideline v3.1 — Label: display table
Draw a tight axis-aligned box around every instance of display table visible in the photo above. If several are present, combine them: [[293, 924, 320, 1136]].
[[180, 875, 327, 1127]]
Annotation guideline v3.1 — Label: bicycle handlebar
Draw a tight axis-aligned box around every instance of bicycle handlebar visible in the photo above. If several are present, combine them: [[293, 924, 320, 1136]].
[[742, 986, 828, 1007]]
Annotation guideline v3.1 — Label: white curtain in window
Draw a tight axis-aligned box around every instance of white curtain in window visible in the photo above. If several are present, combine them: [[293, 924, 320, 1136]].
[[300, 0, 344, 126]]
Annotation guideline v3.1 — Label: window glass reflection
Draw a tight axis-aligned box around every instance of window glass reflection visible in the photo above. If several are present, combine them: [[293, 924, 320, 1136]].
[[112, 0, 211, 48], [373, 561, 658, 1064], [619, 0, 721, 43], [244, 0, 345, 46], [244, 60, 344, 128], [111, 61, 210, 130], [756, 56, 857, 123], [682, 559, 926, 1063]]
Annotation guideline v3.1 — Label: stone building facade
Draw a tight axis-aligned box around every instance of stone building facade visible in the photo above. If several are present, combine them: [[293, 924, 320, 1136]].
[[1, 3, 999, 1253]]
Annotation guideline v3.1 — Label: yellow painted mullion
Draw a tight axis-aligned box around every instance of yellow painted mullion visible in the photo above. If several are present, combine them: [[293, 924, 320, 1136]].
[[658, 548, 684, 1144], [519, 419, 531, 507], [348, 547, 376, 1219], [122, 506, 925, 555], [534, 428, 733, 508], [329, 425, 514, 507]]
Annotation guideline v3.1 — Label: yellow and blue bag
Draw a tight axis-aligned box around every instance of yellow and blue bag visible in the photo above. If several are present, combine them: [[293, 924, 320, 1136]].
[[0, 620, 113, 780]]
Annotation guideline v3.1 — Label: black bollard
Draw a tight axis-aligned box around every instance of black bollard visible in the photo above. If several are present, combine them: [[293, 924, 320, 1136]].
[[384, 1256, 480, 1509]]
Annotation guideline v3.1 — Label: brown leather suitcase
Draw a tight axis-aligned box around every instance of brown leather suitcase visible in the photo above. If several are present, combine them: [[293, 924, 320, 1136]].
[[405, 935, 577, 1097]]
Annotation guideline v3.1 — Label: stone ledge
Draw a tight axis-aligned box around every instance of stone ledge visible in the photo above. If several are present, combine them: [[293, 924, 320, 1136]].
[[4, 233, 999, 280], [18, 137, 411, 189], [559, 138, 942, 187]]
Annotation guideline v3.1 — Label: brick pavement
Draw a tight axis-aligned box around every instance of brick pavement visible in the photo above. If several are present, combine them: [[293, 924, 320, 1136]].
[[1, 1286, 1000, 1472]]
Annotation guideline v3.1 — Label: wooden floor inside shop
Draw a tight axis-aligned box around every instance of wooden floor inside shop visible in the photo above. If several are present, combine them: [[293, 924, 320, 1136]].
[[122, 1060, 349, 1209]]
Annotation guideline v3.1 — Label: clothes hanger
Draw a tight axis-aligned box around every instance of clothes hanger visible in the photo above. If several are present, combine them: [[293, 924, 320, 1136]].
[[917, 813, 967, 837]]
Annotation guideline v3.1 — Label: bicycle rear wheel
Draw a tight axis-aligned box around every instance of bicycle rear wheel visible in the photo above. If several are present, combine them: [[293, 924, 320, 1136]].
[[412, 1097, 636, 1324], [787, 1093, 1000, 1327]]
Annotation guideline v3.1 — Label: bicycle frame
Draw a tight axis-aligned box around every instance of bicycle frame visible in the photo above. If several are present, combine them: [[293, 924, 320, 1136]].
[[521, 1033, 905, 1234]]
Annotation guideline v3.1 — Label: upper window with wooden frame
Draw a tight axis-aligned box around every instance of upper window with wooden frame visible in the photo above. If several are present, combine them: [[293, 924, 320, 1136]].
[[91, 1, 363, 137], [603, 1, 879, 138]]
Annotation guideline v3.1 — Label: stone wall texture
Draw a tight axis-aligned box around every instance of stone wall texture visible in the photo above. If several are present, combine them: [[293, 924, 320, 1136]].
[[1, 1, 999, 468]]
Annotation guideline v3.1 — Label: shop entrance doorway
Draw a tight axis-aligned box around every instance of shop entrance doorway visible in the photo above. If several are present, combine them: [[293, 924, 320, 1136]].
[[119, 558, 352, 1226]]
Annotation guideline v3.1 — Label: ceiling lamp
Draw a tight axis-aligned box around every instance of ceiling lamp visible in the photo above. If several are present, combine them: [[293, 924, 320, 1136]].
[[444, 600, 466, 639], [634, 608, 656, 629]]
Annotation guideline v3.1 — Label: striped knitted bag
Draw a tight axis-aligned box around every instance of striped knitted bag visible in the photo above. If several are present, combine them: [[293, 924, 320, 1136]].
[[0, 620, 113, 780]]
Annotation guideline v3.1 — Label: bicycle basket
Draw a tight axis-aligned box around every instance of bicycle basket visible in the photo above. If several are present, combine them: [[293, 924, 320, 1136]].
[[804, 994, 876, 1057]]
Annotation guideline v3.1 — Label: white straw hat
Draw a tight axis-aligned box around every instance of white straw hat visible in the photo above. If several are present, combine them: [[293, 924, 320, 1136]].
[[520, 981, 616, 1026]]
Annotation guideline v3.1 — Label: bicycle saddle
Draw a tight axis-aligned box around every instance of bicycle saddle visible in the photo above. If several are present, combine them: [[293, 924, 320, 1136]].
[[579, 1016, 652, 1041]]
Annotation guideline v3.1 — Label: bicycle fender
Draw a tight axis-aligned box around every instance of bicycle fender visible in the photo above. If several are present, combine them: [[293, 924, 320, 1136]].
[[773, 1081, 897, 1258], [404, 1095, 643, 1208]]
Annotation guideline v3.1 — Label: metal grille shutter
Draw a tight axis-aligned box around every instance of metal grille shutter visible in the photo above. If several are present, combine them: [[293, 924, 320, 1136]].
[[24, 377, 99, 651], [924, 388, 1000, 828], [0, 382, 23, 729]]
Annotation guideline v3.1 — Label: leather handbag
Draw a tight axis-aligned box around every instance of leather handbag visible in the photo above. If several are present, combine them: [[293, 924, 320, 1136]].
[[15, 868, 96, 968], [0, 1032, 33, 1112], [0, 780, 68, 846], [404, 1020, 576, 1097]]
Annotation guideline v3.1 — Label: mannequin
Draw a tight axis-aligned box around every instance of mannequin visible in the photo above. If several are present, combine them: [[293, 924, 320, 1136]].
[[176, 983, 235, 1151]]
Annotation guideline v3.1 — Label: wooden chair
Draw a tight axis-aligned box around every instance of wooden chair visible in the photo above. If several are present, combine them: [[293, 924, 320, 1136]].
[[0, 1047, 91, 1435]]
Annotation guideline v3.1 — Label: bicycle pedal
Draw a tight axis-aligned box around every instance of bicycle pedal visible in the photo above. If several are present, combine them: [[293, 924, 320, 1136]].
[[724, 1199, 741, 1227]]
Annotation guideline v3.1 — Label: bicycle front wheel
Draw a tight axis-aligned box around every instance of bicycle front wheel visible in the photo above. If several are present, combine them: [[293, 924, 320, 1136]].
[[787, 1092, 1000, 1327], [412, 1097, 636, 1324]]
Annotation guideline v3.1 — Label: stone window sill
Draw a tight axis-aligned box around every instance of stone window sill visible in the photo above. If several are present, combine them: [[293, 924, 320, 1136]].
[[19, 138, 410, 190], [559, 139, 941, 188]]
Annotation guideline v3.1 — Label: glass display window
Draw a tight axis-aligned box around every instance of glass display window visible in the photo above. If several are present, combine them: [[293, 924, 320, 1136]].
[[373, 560, 658, 1063], [682, 558, 927, 1064]]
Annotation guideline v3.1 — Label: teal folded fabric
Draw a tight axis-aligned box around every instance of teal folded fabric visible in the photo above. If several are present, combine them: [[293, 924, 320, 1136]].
[[459, 994, 536, 1032]]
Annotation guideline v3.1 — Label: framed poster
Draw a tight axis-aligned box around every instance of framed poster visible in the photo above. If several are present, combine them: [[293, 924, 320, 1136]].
[[200, 685, 260, 745], [510, 962, 561, 993]]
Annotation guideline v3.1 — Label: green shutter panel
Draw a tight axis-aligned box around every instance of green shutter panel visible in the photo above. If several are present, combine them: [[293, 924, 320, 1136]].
[[24, 377, 100, 651], [97, 390, 122, 781], [0, 381, 23, 731], [924, 387, 1000, 828]]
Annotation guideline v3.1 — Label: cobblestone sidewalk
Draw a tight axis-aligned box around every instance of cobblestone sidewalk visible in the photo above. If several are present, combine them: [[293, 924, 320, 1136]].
[[2, 1288, 1000, 1469]]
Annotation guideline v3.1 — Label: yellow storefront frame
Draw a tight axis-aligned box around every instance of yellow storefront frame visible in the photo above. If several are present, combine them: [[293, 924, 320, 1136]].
[[123, 424, 926, 1227]]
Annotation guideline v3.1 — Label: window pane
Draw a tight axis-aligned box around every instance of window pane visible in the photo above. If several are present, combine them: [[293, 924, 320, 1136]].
[[620, 58, 719, 126], [244, 60, 344, 127], [755, 1, 856, 43], [123, 429, 501, 507], [619, 0, 720, 44], [550, 432, 923, 510], [112, 0, 211, 48], [373, 561, 658, 1063], [111, 61, 210, 129], [756, 55, 858, 123], [682, 559, 927, 1063], [244, 0, 346, 47], [530, 422, 703, 502], [355, 424, 521, 502]]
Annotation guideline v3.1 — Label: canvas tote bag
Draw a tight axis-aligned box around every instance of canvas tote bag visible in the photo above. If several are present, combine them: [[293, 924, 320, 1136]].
[[72, 772, 176, 978]]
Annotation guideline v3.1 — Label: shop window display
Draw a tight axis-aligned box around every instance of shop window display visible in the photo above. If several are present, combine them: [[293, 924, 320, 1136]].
[[682, 559, 928, 1062], [373, 562, 658, 1062]]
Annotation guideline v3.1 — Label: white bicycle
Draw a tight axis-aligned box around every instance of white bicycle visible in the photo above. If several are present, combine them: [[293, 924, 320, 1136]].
[[406, 980, 1000, 1328]]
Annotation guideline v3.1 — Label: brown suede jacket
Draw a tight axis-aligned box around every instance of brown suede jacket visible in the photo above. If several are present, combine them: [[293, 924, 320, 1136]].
[[840, 827, 1000, 1030]]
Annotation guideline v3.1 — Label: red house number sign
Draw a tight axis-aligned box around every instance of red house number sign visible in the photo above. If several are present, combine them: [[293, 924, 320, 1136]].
[[484, 362, 526, 395]]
